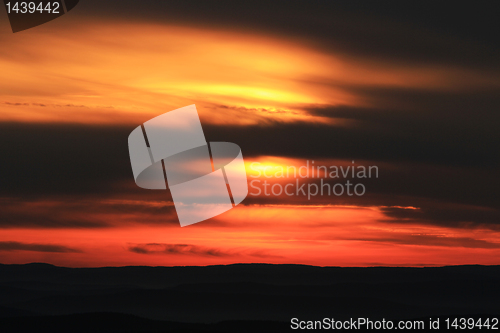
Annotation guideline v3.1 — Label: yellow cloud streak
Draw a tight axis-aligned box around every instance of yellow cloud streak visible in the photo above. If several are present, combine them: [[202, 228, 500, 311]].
[[0, 21, 498, 125]]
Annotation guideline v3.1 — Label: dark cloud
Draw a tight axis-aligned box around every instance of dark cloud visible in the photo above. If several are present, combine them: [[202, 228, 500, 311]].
[[77, 1, 500, 69], [0, 122, 133, 197], [0, 114, 498, 229], [0, 196, 178, 229], [0, 241, 82, 253], [3, 102, 90, 108], [0, 207, 109, 229], [129, 243, 283, 258], [129, 243, 229, 256], [350, 235, 500, 249], [380, 205, 500, 230], [3, 102, 29, 106], [205, 90, 500, 170], [207, 120, 492, 166], [211, 105, 299, 117]]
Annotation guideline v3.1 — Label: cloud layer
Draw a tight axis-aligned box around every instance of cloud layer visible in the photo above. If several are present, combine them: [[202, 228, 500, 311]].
[[0, 0, 498, 266]]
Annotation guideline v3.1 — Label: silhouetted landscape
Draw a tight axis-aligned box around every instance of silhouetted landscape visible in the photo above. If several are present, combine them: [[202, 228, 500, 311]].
[[0, 263, 498, 332]]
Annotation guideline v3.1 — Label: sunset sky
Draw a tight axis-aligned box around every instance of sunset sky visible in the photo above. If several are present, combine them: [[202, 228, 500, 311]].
[[0, 1, 499, 267]]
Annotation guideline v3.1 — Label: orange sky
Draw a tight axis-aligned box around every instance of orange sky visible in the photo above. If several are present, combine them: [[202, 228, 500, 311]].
[[0, 14, 499, 267], [1, 20, 497, 126], [1, 200, 499, 267]]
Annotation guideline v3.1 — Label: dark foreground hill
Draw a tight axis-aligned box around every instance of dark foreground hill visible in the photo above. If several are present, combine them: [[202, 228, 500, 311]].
[[0, 263, 499, 332]]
